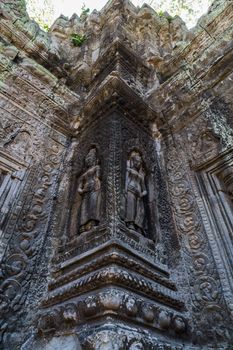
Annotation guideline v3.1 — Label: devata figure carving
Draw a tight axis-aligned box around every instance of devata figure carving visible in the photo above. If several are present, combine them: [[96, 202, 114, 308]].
[[125, 151, 147, 235], [77, 147, 101, 233]]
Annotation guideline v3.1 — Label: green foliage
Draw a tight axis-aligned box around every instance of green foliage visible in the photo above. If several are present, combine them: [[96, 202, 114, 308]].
[[42, 23, 50, 31], [158, 10, 174, 22], [80, 4, 90, 22], [81, 4, 90, 16], [71, 34, 87, 47], [166, 14, 174, 23]]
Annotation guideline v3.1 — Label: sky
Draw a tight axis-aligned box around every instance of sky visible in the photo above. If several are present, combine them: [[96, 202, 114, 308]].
[[27, 0, 212, 29], [52, 0, 211, 28], [52, 0, 144, 19]]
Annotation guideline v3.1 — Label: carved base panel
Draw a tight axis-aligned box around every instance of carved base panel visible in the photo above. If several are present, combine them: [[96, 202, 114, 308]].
[[50, 254, 172, 296], [34, 235, 190, 348], [55, 225, 167, 269], [22, 323, 231, 350], [37, 299, 188, 342], [46, 238, 181, 306]]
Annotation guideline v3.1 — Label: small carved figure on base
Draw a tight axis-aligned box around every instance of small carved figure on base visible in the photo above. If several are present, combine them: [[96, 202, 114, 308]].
[[125, 151, 147, 235], [77, 147, 101, 233], [128, 341, 144, 350]]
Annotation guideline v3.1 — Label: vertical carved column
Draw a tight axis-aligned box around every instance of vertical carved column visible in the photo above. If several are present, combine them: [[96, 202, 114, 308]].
[[165, 140, 232, 344], [0, 140, 65, 346]]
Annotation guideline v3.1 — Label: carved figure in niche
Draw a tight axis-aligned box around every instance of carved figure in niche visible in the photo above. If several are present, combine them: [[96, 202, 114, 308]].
[[77, 147, 101, 233], [85, 331, 126, 350], [4, 131, 32, 162], [125, 151, 147, 235], [191, 128, 220, 164]]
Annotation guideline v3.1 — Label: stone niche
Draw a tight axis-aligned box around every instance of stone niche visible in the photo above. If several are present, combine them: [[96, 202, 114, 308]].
[[36, 98, 186, 349], [0, 0, 233, 349]]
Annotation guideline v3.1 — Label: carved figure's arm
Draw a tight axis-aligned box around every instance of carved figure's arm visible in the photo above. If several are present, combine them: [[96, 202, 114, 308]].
[[141, 176, 147, 197], [96, 165, 101, 179], [77, 175, 84, 194]]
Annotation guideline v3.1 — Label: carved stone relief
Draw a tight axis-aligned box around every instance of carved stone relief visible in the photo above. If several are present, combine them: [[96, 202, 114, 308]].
[[187, 117, 221, 169], [66, 116, 111, 247], [4, 130, 32, 154], [190, 149, 233, 322], [60, 112, 177, 264], [0, 149, 28, 260], [191, 128, 220, 163], [0, 0, 233, 349], [26, 103, 191, 350], [124, 150, 147, 236], [165, 142, 233, 344], [77, 147, 101, 233], [83, 329, 186, 350], [0, 137, 65, 346]]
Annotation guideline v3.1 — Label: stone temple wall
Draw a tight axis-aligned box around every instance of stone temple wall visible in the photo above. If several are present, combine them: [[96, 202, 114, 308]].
[[0, 0, 232, 349]]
